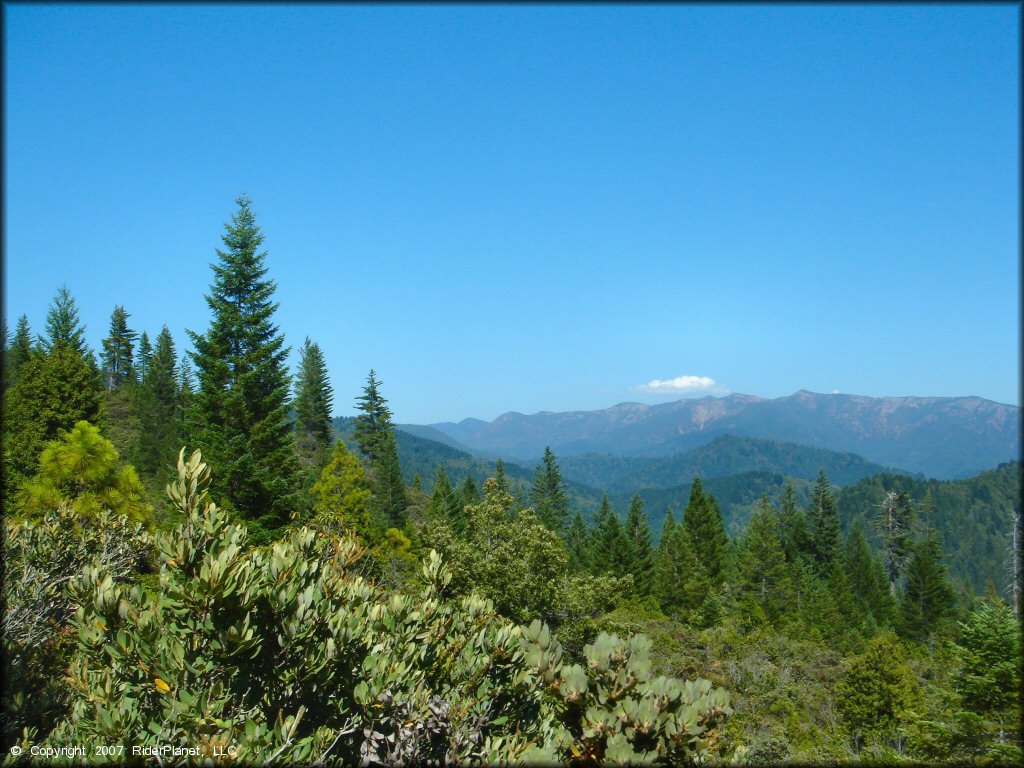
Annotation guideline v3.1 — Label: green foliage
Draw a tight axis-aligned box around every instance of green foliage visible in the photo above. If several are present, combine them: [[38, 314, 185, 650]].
[[136, 326, 181, 478], [530, 446, 571, 534], [17, 421, 153, 524], [14, 450, 731, 765], [187, 196, 301, 536], [100, 305, 137, 391], [2, 502, 151, 745], [136, 331, 152, 384], [428, 466, 464, 534], [654, 509, 711, 624], [807, 469, 840, 575], [40, 285, 88, 357], [683, 477, 729, 585], [4, 314, 35, 389], [592, 495, 630, 577], [836, 634, 919, 749], [352, 369, 392, 463], [293, 337, 333, 468], [352, 372, 407, 527], [953, 597, 1021, 718], [310, 440, 379, 544], [624, 494, 655, 597], [736, 496, 792, 628], [898, 533, 956, 643]]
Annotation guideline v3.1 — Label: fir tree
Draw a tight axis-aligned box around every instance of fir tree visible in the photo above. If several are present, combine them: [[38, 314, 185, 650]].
[[494, 458, 509, 494], [777, 483, 809, 563], [136, 331, 153, 385], [353, 370, 393, 463], [137, 327, 180, 477], [310, 440, 378, 543], [592, 495, 630, 577], [5, 314, 35, 389], [807, 469, 840, 575], [375, 430, 408, 528], [624, 494, 655, 596], [899, 533, 956, 643], [953, 597, 1021, 725], [877, 490, 914, 595], [844, 520, 894, 626], [100, 306, 137, 391], [429, 466, 457, 520], [737, 496, 792, 626], [566, 510, 590, 571], [683, 477, 729, 585], [459, 475, 480, 507], [177, 356, 194, 425], [654, 508, 711, 622], [293, 337, 334, 466], [188, 196, 301, 535], [530, 447, 571, 534], [2, 348, 102, 497], [40, 286, 87, 356]]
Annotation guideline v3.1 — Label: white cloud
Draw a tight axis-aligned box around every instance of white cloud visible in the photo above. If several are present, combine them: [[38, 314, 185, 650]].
[[637, 375, 723, 396]]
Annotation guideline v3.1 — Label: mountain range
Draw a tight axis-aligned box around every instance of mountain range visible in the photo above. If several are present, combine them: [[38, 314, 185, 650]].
[[423, 390, 1020, 480]]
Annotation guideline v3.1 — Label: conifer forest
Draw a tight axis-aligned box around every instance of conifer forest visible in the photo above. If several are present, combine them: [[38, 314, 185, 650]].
[[2, 198, 1021, 766]]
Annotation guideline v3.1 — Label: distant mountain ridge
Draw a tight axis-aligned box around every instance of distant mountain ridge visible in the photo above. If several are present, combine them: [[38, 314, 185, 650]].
[[426, 391, 1020, 479]]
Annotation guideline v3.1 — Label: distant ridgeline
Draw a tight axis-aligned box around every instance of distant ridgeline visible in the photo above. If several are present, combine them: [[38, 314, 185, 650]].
[[332, 418, 1021, 599]]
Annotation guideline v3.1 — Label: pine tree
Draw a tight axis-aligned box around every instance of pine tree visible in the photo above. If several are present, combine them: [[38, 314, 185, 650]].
[[655, 508, 711, 622], [429, 466, 457, 520], [953, 597, 1021, 725], [5, 314, 35, 389], [844, 520, 893, 631], [807, 469, 840, 575], [136, 331, 153, 385], [353, 369, 393, 463], [877, 490, 914, 595], [137, 327, 180, 477], [530, 447, 571, 534], [899, 533, 956, 643], [2, 348, 103, 498], [293, 337, 334, 466], [737, 496, 792, 626], [777, 483, 809, 563], [459, 475, 480, 507], [494, 458, 509, 494], [375, 430, 408, 528], [100, 306, 137, 391], [592, 495, 630, 577], [187, 196, 301, 535], [567, 510, 590, 571], [40, 286, 87, 356], [624, 494, 655, 596], [177, 356, 194, 425], [310, 440, 379, 543], [683, 477, 729, 585]]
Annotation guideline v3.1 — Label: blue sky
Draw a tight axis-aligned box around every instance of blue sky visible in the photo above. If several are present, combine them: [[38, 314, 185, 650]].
[[4, 4, 1019, 423]]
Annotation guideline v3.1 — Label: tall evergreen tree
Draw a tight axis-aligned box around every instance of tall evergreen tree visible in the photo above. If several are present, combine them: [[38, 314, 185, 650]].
[[683, 477, 729, 585], [188, 196, 300, 535], [353, 369, 393, 463], [530, 447, 571, 534], [375, 430, 408, 528], [5, 314, 35, 389], [40, 286, 87, 356], [566, 510, 590, 572], [293, 337, 334, 465], [592, 495, 630, 577], [777, 483, 809, 563], [459, 475, 480, 507], [100, 306, 137, 391], [877, 490, 914, 595], [655, 508, 711, 622], [137, 327, 180, 477], [899, 533, 956, 643], [429, 466, 461, 530], [844, 520, 894, 626], [177, 356, 194, 422], [624, 494, 655, 596], [136, 331, 153, 385], [493, 458, 509, 494], [807, 469, 841, 575], [737, 496, 792, 626]]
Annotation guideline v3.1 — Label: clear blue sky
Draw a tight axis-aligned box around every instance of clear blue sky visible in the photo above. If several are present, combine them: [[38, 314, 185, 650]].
[[4, 4, 1019, 423]]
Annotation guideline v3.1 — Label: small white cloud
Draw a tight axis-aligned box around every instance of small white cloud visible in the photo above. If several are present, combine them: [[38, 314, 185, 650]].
[[832, 389, 840, 394], [637, 375, 723, 396]]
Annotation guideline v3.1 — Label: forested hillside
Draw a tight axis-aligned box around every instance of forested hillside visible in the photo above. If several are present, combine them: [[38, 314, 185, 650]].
[[3, 198, 1020, 764]]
